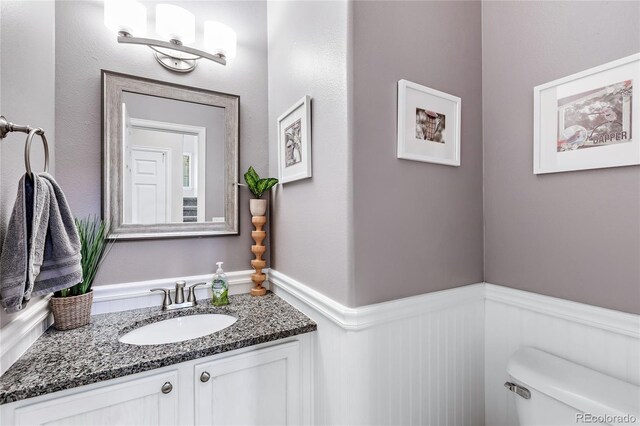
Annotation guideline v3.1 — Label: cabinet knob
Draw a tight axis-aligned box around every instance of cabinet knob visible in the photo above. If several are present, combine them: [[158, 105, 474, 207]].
[[161, 381, 173, 394], [200, 371, 211, 382]]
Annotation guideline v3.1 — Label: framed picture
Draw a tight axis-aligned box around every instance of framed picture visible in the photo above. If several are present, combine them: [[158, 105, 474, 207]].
[[278, 95, 312, 183], [397, 79, 461, 166], [533, 53, 639, 174]]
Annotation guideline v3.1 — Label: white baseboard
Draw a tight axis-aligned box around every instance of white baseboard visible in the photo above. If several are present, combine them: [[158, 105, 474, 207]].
[[0, 296, 53, 376], [92, 269, 262, 315]]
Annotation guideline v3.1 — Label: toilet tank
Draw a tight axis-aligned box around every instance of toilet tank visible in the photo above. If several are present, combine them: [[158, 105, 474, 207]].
[[506, 347, 640, 426]]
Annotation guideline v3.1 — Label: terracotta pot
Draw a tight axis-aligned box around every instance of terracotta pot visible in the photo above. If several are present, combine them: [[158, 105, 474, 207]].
[[250, 199, 267, 216], [50, 290, 93, 330]]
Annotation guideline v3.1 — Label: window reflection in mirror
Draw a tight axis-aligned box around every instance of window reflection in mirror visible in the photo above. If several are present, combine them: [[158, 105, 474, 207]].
[[121, 92, 225, 225]]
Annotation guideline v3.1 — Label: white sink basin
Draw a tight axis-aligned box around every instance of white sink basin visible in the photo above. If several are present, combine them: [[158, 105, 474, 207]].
[[119, 314, 237, 345]]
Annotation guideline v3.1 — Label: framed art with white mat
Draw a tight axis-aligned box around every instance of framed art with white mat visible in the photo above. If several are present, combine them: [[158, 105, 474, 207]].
[[533, 53, 639, 174], [278, 95, 312, 183], [397, 79, 461, 166]]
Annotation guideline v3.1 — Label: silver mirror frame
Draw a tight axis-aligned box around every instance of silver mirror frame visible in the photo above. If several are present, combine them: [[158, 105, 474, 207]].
[[102, 70, 239, 239]]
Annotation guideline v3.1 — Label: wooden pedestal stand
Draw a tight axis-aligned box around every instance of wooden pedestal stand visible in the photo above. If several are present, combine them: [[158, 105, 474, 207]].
[[250, 215, 267, 296]]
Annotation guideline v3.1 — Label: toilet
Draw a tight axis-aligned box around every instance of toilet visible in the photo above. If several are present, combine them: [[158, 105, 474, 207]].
[[506, 347, 640, 426]]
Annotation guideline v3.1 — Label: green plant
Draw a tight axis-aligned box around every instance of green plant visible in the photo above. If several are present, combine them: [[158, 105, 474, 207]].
[[54, 216, 114, 298], [243, 166, 278, 198]]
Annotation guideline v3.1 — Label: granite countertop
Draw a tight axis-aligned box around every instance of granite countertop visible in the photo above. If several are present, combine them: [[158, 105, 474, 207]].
[[0, 292, 316, 405]]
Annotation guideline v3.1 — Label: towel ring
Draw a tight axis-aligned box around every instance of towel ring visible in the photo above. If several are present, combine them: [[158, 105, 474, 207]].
[[24, 128, 49, 178]]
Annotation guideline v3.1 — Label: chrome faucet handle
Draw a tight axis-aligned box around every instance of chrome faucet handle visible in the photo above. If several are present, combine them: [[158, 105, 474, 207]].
[[187, 282, 208, 303], [150, 288, 172, 308], [174, 281, 186, 304]]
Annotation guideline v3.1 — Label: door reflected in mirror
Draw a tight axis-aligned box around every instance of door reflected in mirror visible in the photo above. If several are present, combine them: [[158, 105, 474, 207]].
[[122, 92, 225, 225]]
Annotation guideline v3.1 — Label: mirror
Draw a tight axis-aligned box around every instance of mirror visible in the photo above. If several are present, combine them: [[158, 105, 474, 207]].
[[103, 71, 239, 239]]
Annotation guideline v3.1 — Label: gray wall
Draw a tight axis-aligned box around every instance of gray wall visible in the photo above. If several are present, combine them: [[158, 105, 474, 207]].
[[0, 0, 56, 326], [4, 1, 636, 316], [55, 0, 268, 285], [267, 1, 354, 306], [122, 92, 226, 219], [351, 1, 484, 306], [483, 1, 640, 314]]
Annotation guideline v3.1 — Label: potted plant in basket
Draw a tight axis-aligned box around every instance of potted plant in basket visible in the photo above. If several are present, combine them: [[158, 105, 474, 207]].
[[243, 166, 278, 216], [50, 216, 113, 330]]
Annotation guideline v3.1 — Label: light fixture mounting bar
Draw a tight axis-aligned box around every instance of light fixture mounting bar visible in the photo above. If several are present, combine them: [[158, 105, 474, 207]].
[[117, 35, 227, 66]]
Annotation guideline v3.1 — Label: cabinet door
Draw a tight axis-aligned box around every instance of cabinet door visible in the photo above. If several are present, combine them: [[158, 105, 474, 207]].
[[195, 341, 301, 426], [13, 370, 179, 426]]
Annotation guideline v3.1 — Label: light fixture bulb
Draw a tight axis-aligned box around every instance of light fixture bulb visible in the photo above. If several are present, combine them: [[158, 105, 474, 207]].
[[156, 4, 195, 44], [104, 0, 147, 36], [204, 21, 237, 60]]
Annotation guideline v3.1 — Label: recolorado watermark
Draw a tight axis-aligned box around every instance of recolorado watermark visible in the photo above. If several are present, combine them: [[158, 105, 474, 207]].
[[576, 413, 637, 424]]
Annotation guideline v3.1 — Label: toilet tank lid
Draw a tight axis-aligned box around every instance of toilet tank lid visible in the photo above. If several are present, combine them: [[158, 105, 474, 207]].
[[507, 347, 640, 418]]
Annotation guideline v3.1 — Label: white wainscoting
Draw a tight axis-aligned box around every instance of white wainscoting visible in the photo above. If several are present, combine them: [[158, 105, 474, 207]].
[[0, 296, 53, 376], [269, 269, 486, 426], [91, 270, 260, 315], [484, 283, 640, 426]]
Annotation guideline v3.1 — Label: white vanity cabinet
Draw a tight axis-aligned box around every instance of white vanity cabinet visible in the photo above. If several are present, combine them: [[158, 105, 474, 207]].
[[194, 341, 301, 426], [0, 336, 312, 426], [7, 370, 180, 426]]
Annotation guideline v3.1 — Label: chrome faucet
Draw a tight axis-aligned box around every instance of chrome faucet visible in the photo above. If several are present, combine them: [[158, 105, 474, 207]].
[[151, 281, 208, 310]]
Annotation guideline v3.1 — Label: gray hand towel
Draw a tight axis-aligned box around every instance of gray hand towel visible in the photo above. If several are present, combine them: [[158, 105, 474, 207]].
[[0, 173, 83, 313], [0, 177, 28, 312], [34, 173, 83, 295]]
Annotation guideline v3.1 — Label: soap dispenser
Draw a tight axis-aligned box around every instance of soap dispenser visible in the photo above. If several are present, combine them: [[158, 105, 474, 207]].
[[211, 262, 229, 306]]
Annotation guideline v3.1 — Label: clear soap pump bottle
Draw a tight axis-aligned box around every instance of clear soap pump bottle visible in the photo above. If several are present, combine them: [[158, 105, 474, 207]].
[[211, 261, 229, 306]]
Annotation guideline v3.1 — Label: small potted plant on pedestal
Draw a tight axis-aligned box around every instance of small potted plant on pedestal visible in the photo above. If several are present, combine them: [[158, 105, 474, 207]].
[[243, 167, 278, 296], [243, 166, 278, 216], [50, 216, 113, 330]]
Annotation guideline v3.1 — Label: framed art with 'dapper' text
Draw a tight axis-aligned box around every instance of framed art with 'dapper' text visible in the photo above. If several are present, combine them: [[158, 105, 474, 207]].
[[533, 53, 640, 174]]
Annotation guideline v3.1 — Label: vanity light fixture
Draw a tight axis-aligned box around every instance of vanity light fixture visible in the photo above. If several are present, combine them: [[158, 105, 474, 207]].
[[104, 0, 237, 73]]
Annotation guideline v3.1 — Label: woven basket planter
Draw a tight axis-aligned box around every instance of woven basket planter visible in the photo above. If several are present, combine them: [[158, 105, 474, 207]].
[[50, 290, 93, 330]]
